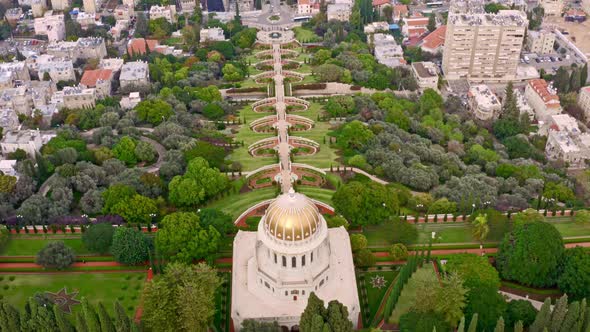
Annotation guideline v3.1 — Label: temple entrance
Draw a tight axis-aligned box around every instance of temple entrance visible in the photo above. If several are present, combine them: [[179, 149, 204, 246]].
[[291, 325, 300, 331], [280, 326, 289, 332]]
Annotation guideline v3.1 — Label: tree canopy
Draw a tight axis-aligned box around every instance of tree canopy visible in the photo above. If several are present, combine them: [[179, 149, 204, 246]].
[[332, 181, 399, 226]]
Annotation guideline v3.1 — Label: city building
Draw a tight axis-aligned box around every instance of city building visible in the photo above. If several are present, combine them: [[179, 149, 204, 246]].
[[120, 61, 150, 89], [127, 38, 159, 56], [76, 11, 98, 29], [0, 72, 14, 89], [231, 190, 360, 330], [524, 78, 562, 122], [527, 29, 555, 54], [0, 108, 20, 131], [149, 5, 176, 23], [411, 61, 439, 90], [393, 4, 408, 21], [577, 86, 590, 120], [0, 160, 19, 179], [50, 0, 70, 11], [0, 86, 33, 116], [420, 25, 446, 54], [80, 69, 113, 98], [0, 61, 30, 82], [31, 0, 48, 18], [297, 0, 319, 15], [179, 0, 197, 13], [564, 9, 586, 22], [114, 4, 133, 21], [83, 0, 99, 13], [35, 55, 76, 82], [516, 90, 534, 120], [34, 11, 66, 42], [372, 33, 405, 68], [364, 21, 390, 35], [62, 86, 96, 109], [99, 58, 125, 73], [545, 114, 590, 168], [402, 14, 429, 38], [539, 0, 563, 16], [0, 130, 55, 157], [327, 3, 352, 21], [110, 20, 130, 40], [47, 37, 107, 60], [5, 8, 23, 27], [122, 0, 135, 7], [442, 2, 528, 82], [372, 0, 392, 16], [468, 84, 502, 121], [200, 28, 226, 42], [120, 92, 141, 110]]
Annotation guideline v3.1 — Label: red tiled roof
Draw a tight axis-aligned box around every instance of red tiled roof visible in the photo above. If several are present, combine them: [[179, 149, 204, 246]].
[[298, 0, 310, 5], [528, 79, 561, 108], [127, 38, 147, 56], [566, 9, 586, 16], [372, 0, 390, 6], [421, 25, 446, 51], [407, 26, 428, 37], [393, 4, 408, 15], [146, 39, 160, 51], [406, 17, 429, 26], [80, 69, 113, 87]]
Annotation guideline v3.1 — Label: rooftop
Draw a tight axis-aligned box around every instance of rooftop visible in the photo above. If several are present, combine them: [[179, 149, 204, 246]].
[[469, 84, 500, 109], [412, 61, 438, 78], [120, 61, 149, 81], [528, 78, 560, 107], [80, 69, 113, 87], [449, 9, 528, 27], [421, 25, 446, 50]]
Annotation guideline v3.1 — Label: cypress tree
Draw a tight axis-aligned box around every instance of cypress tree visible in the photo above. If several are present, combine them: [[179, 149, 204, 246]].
[[531, 298, 553, 332], [1, 302, 22, 332], [579, 299, 587, 330], [550, 295, 569, 332], [570, 68, 582, 93], [494, 316, 505, 332], [457, 316, 465, 332], [114, 301, 131, 332], [581, 63, 588, 87], [467, 314, 478, 332], [560, 301, 580, 332], [54, 305, 74, 332], [76, 311, 89, 332], [82, 298, 101, 332], [514, 321, 524, 332], [97, 302, 115, 332]]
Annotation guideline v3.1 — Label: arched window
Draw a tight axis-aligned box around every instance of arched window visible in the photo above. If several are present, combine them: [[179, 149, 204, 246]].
[[292, 256, 296, 268], [282, 256, 286, 267], [311, 252, 314, 262], [274, 253, 277, 264], [302, 255, 306, 266]]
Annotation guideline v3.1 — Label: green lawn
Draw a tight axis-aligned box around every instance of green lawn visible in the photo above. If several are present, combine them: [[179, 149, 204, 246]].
[[0, 273, 144, 316], [231, 104, 277, 171], [389, 265, 438, 324], [293, 27, 321, 42], [359, 270, 398, 326], [549, 219, 590, 237], [297, 186, 335, 206], [2, 238, 90, 256], [206, 187, 278, 219]]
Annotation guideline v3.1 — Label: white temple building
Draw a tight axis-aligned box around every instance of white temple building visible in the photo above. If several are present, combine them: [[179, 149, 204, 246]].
[[231, 190, 360, 331]]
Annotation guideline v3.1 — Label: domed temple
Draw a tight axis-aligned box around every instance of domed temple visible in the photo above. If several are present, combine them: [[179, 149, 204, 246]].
[[231, 190, 360, 330]]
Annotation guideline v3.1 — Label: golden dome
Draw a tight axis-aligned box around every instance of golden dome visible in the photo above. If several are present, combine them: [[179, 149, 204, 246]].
[[264, 189, 321, 242]]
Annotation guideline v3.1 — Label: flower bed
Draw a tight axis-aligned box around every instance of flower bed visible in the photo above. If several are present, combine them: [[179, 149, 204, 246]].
[[292, 83, 327, 90]]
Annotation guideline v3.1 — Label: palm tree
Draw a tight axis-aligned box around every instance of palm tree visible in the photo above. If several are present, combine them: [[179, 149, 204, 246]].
[[472, 214, 489, 254]]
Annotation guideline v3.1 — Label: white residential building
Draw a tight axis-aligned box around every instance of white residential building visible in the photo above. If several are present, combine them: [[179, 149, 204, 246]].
[[372, 33, 405, 68], [31, 0, 48, 18], [114, 4, 133, 21], [545, 114, 590, 168], [50, 0, 70, 11], [120, 92, 141, 110], [99, 58, 125, 73], [83, 0, 99, 13], [578, 86, 590, 120], [120, 61, 150, 89], [200, 28, 226, 42], [524, 78, 562, 123], [527, 29, 555, 54], [62, 86, 96, 109], [0, 160, 19, 179], [539, 0, 563, 16], [0, 61, 30, 82], [516, 90, 534, 120], [442, 2, 528, 82], [76, 11, 97, 28], [0, 72, 14, 89], [468, 84, 502, 121], [0, 130, 56, 157], [47, 37, 107, 60], [34, 11, 66, 42], [364, 21, 390, 35], [179, 0, 197, 13], [297, 0, 318, 15], [0, 109, 20, 131], [149, 5, 176, 23], [327, 3, 351, 21], [411, 62, 439, 90], [122, 0, 135, 7], [35, 55, 76, 82], [5, 8, 23, 26], [402, 14, 429, 38]]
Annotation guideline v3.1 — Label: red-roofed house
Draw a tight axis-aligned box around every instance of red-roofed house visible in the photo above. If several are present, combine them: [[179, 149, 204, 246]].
[[127, 38, 160, 56], [420, 25, 446, 53], [402, 15, 429, 37], [372, 0, 392, 15], [393, 4, 408, 21], [524, 78, 562, 122], [80, 69, 113, 98]]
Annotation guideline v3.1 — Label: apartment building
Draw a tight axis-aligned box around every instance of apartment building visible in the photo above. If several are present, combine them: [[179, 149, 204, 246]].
[[364, 21, 390, 35], [99, 58, 125, 73], [62, 86, 96, 109], [120, 92, 141, 110], [83, 0, 100, 14], [545, 114, 590, 168], [468, 84, 502, 121], [0, 61, 30, 82], [0, 72, 14, 89], [297, 0, 320, 15], [524, 78, 562, 122], [402, 14, 429, 38], [0, 108, 20, 131], [393, 4, 408, 21], [179, 0, 197, 13], [50, 0, 70, 11], [76, 11, 97, 29], [0, 86, 33, 116], [114, 4, 133, 20], [527, 29, 555, 54], [122, 0, 135, 7], [200, 28, 226, 42], [327, 3, 351, 21], [149, 5, 176, 23], [34, 11, 66, 42], [539, 0, 563, 16], [420, 25, 446, 54], [35, 55, 76, 82], [411, 62, 439, 90], [80, 69, 113, 98], [31, 0, 48, 18], [0, 130, 54, 157], [372, 33, 405, 68], [47, 37, 107, 60], [5, 8, 22, 26], [120, 61, 150, 89], [578, 86, 590, 120], [442, 2, 527, 82]]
